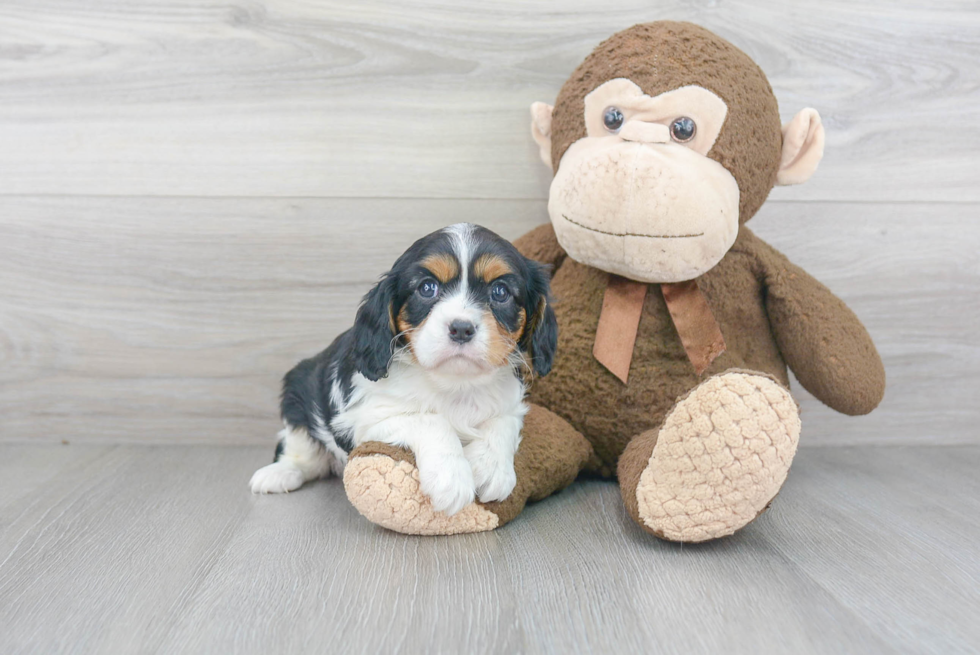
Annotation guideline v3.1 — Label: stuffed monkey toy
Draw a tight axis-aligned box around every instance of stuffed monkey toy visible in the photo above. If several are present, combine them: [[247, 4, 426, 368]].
[[343, 21, 885, 542]]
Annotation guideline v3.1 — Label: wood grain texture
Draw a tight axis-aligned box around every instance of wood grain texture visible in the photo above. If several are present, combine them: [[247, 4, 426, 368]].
[[0, 196, 544, 444], [0, 4, 976, 653], [0, 0, 978, 200], [1, 197, 977, 446], [0, 444, 977, 654]]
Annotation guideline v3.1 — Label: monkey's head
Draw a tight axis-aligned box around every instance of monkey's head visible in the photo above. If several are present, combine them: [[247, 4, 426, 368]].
[[531, 22, 825, 283]]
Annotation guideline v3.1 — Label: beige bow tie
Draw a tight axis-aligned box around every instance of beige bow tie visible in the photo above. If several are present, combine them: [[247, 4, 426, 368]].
[[593, 275, 726, 384]]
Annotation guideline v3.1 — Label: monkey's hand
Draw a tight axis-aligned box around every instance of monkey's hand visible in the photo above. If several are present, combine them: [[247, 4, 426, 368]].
[[513, 223, 567, 272], [747, 232, 885, 415]]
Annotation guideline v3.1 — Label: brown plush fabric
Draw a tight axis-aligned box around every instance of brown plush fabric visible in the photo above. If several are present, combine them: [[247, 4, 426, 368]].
[[616, 427, 660, 531], [549, 21, 782, 224], [520, 223, 884, 472], [752, 234, 887, 415], [512, 223, 569, 271]]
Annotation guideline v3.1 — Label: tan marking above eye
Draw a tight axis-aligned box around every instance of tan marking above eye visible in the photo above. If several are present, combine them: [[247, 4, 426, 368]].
[[421, 253, 459, 284], [473, 254, 513, 283]]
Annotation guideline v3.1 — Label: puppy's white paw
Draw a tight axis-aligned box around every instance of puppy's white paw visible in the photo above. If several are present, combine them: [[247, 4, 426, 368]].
[[249, 462, 305, 494], [465, 441, 517, 503], [475, 464, 516, 504], [417, 455, 476, 516]]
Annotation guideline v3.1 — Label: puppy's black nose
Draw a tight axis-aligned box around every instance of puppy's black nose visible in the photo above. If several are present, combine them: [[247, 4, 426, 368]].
[[448, 319, 476, 344]]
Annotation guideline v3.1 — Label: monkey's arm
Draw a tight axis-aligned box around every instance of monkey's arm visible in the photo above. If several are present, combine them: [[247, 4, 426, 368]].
[[513, 223, 567, 271], [738, 229, 885, 415]]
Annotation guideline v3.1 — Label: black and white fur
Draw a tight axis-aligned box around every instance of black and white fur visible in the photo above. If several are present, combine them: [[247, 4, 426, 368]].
[[249, 223, 558, 515]]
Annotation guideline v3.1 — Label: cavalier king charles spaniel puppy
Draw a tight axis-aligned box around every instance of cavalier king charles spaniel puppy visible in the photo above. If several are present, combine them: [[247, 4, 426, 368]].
[[249, 223, 558, 515]]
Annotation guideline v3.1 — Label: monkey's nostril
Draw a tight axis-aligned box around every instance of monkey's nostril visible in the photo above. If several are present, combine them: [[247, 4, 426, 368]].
[[448, 319, 476, 344]]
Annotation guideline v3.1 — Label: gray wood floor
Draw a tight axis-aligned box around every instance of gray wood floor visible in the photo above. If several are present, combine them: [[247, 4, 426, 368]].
[[1, 444, 977, 655]]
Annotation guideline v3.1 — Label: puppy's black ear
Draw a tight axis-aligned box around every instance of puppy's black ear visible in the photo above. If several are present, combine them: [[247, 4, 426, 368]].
[[521, 260, 559, 377], [351, 275, 398, 381]]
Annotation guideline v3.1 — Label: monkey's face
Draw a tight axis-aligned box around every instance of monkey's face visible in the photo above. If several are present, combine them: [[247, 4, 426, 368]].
[[532, 22, 825, 283], [548, 79, 738, 283]]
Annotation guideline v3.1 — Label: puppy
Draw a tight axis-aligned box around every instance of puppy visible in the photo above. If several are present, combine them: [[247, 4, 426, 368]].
[[249, 223, 558, 515]]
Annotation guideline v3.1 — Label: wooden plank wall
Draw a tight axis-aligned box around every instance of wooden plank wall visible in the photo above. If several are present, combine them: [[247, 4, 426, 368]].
[[1, 0, 977, 446]]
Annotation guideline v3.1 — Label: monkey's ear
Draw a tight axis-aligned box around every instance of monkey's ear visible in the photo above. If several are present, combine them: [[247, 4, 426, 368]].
[[776, 108, 825, 186], [530, 102, 554, 169]]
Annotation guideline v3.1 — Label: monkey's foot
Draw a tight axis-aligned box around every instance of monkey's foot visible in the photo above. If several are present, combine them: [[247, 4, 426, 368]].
[[343, 443, 499, 536], [623, 371, 801, 542]]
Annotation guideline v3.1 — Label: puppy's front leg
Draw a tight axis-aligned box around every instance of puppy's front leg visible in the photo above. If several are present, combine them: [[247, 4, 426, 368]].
[[363, 414, 475, 516], [465, 415, 522, 503]]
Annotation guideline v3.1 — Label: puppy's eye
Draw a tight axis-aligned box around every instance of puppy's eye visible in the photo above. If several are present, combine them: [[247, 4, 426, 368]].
[[490, 282, 510, 303], [670, 116, 696, 143], [417, 280, 439, 299], [602, 106, 625, 132]]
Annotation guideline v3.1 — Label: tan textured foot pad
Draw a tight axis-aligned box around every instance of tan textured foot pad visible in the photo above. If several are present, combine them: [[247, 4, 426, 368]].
[[636, 372, 801, 542], [343, 454, 499, 535]]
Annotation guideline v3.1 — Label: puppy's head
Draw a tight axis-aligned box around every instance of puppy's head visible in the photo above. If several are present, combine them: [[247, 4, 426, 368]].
[[351, 223, 558, 381]]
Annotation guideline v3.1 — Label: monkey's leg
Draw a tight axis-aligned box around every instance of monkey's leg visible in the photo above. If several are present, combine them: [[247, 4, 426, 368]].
[[343, 404, 594, 535], [618, 370, 801, 543]]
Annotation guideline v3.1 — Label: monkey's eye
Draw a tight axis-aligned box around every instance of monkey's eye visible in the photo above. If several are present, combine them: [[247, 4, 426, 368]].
[[417, 279, 439, 299], [602, 106, 625, 132], [490, 282, 511, 303], [670, 116, 697, 143]]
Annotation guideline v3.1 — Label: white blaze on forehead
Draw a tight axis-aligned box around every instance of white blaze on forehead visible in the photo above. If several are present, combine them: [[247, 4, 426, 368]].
[[444, 223, 475, 288]]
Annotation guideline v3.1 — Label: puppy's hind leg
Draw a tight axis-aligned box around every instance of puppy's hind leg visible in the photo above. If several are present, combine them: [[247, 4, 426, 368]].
[[249, 424, 336, 494]]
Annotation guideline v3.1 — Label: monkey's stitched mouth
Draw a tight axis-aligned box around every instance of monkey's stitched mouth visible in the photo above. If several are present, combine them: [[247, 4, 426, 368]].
[[562, 215, 704, 239]]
